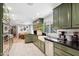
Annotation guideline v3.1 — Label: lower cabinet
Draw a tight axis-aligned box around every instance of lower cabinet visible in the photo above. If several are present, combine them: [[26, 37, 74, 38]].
[[33, 38, 45, 53], [0, 3, 3, 56], [34, 37, 79, 56], [40, 40, 45, 53], [36, 40, 40, 49], [32, 35, 38, 42], [25, 34, 36, 43], [45, 39, 79, 56], [45, 40, 54, 56], [54, 42, 79, 56], [54, 48, 71, 56]]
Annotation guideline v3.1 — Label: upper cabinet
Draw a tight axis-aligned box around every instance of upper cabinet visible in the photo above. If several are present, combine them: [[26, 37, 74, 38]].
[[33, 18, 44, 32], [53, 7, 59, 29], [53, 3, 79, 29], [53, 3, 72, 29], [72, 3, 79, 28], [0, 3, 3, 56], [58, 3, 72, 28], [0, 3, 3, 21]]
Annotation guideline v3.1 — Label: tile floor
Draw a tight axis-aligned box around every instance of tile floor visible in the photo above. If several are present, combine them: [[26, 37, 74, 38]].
[[9, 38, 45, 56]]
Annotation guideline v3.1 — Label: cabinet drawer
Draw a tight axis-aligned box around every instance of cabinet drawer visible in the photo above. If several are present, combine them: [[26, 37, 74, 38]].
[[54, 43, 79, 56], [54, 53, 60, 56], [40, 40, 45, 53], [34, 40, 38, 46], [37, 40, 41, 48], [33, 35, 38, 42], [54, 48, 71, 56]]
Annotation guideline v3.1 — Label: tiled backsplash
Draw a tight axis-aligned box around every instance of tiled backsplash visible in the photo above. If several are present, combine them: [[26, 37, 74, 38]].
[[47, 29, 79, 41], [57, 29, 79, 41]]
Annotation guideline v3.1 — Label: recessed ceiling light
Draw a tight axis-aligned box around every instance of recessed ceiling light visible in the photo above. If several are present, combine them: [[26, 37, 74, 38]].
[[26, 3, 34, 6]]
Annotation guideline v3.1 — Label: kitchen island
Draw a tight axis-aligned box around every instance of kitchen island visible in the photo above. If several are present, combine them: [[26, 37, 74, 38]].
[[25, 34, 46, 54]]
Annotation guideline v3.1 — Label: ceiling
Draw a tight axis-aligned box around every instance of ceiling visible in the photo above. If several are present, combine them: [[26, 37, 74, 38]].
[[5, 3, 61, 25]]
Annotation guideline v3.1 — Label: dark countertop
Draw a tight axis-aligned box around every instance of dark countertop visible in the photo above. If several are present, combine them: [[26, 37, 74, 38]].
[[44, 36, 79, 51]]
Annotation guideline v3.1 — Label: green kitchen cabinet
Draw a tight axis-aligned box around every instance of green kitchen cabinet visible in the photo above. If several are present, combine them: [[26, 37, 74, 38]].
[[40, 40, 45, 53], [33, 35, 38, 46], [32, 35, 38, 42], [25, 34, 35, 43], [53, 7, 59, 29], [33, 38, 45, 53], [33, 38, 40, 49], [33, 18, 44, 32], [72, 3, 79, 27], [54, 48, 71, 56], [53, 3, 72, 29], [0, 3, 3, 56], [37, 39, 40, 49], [25, 34, 32, 43], [26, 34, 39, 43], [54, 42, 79, 56], [58, 3, 71, 28], [54, 43, 72, 56], [54, 53, 60, 56], [39, 18, 43, 24], [33, 39, 38, 46], [53, 3, 79, 29]]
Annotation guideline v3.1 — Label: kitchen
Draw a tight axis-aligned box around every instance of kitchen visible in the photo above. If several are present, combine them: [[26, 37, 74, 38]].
[[0, 3, 79, 56]]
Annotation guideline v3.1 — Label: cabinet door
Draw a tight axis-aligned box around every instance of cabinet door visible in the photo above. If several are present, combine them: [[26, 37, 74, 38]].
[[53, 7, 59, 29], [54, 43, 71, 56], [54, 42, 79, 56], [38, 40, 41, 49], [25, 35, 33, 43], [59, 3, 71, 28], [0, 3, 3, 56], [33, 35, 38, 42], [34, 39, 38, 46], [36, 39, 40, 49], [54, 48, 71, 56], [72, 3, 79, 27], [40, 40, 45, 53]]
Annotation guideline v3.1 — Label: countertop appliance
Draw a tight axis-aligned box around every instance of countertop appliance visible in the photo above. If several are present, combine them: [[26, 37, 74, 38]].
[[58, 31, 67, 43], [71, 32, 79, 48]]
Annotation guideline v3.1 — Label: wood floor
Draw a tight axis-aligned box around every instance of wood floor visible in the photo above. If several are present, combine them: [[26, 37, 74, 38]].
[[8, 38, 45, 56]]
